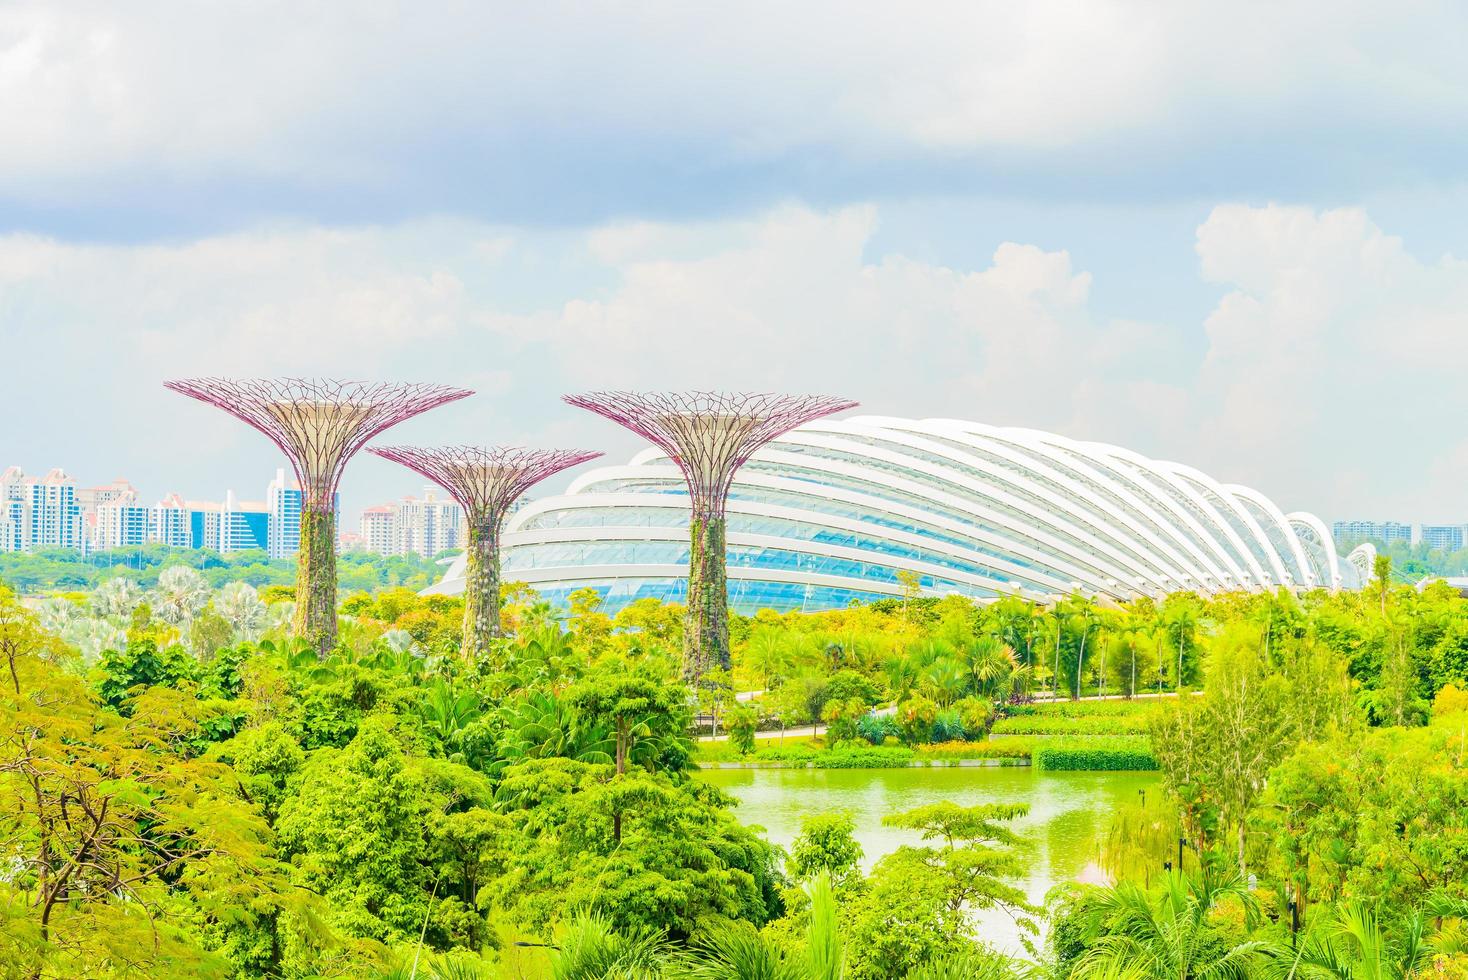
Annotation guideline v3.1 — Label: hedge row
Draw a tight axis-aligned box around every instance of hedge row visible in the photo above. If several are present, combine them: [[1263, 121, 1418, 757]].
[[918, 738, 1035, 760], [1007, 699, 1162, 719], [1032, 739, 1158, 771], [991, 715, 1150, 736]]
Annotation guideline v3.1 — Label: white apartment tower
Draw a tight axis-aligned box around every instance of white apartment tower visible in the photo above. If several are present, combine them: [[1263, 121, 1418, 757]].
[[356, 488, 463, 557], [0, 467, 84, 552]]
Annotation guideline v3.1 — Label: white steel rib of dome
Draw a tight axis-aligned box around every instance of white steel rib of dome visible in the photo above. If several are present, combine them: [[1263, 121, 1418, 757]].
[[424, 416, 1368, 611]]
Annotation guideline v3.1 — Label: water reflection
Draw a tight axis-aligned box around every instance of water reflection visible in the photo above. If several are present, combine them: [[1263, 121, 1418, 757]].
[[701, 766, 1158, 955]]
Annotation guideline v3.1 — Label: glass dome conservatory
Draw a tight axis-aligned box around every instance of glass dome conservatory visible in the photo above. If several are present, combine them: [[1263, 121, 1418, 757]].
[[424, 416, 1372, 612]]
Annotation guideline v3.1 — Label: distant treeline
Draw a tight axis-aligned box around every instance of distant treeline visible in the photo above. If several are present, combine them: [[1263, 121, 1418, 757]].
[[0, 544, 451, 595], [1337, 536, 1468, 581]]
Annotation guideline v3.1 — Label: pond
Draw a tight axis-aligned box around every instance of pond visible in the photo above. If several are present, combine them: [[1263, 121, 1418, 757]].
[[700, 766, 1159, 955]]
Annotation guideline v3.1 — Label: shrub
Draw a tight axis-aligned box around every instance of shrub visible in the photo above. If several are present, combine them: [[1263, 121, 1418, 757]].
[[857, 712, 900, 745], [1435, 683, 1468, 717], [823, 669, 883, 709], [932, 708, 965, 743], [954, 696, 995, 739], [896, 696, 938, 744], [822, 697, 868, 744], [1007, 699, 1158, 718], [917, 739, 1035, 760]]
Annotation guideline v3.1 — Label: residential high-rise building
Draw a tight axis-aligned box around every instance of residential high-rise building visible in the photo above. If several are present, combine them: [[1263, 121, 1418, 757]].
[[267, 468, 302, 558], [94, 490, 152, 550], [151, 493, 192, 548], [1420, 524, 1468, 551], [1332, 520, 1413, 544], [396, 489, 462, 558], [355, 488, 463, 557], [0, 467, 25, 552], [0, 468, 85, 552], [188, 502, 221, 551], [359, 505, 397, 555]]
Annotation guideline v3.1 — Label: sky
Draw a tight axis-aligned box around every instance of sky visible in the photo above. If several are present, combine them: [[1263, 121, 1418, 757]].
[[5, 1, 1468, 524]]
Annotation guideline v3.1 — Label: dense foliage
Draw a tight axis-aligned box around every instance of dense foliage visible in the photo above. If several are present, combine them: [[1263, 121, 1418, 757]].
[[2, 554, 1468, 977]]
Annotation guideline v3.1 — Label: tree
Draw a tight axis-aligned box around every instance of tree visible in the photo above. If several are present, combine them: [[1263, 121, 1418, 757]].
[[725, 701, 758, 755], [0, 641, 302, 977], [788, 812, 864, 888], [567, 667, 693, 839], [1150, 625, 1295, 875], [273, 717, 504, 966], [489, 758, 782, 940], [151, 564, 210, 626], [878, 802, 1033, 931], [897, 570, 924, 621]]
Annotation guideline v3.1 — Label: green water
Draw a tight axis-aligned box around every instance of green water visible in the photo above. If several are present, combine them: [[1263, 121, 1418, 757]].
[[701, 766, 1159, 954]]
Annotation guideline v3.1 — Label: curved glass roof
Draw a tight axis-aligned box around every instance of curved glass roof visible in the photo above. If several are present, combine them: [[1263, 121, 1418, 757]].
[[424, 416, 1362, 611]]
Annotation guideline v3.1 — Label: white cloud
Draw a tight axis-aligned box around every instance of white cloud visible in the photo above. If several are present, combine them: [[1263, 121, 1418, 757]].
[[6, 200, 1468, 522], [1194, 203, 1468, 518], [3, 2, 1468, 215]]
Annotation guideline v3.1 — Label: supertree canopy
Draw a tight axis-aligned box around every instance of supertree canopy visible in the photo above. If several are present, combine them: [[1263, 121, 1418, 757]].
[[367, 445, 601, 661], [164, 378, 472, 655], [564, 390, 857, 680]]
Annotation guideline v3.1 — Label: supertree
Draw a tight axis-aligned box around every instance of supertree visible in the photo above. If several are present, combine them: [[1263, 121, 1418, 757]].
[[367, 445, 602, 660], [164, 378, 472, 656], [564, 391, 857, 681]]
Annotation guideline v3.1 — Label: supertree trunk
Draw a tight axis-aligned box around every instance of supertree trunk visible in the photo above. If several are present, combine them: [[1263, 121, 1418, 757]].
[[162, 378, 473, 658], [462, 518, 501, 662], [564, 391, 857, 685], [685, 514, 729, 681], [366, 445, 601, 662], [295, 505, 338, 657]]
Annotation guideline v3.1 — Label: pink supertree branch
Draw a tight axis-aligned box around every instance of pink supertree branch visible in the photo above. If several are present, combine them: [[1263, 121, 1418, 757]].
[[164, 377, 473, 509], [366, 445, 603, 525], [562, 390, 858, 517]]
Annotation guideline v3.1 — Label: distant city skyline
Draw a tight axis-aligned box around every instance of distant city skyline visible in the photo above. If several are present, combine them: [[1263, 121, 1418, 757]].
[[0, 463, 466, 559]]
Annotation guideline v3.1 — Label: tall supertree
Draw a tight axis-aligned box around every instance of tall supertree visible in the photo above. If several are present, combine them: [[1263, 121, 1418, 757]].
[[164, 378, 472, 656], [564, 391, 857, 681], [367, 445, 601, 660]]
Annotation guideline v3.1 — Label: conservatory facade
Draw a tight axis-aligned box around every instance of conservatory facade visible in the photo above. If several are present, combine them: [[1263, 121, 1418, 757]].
[[425, 416, 1373, 612]]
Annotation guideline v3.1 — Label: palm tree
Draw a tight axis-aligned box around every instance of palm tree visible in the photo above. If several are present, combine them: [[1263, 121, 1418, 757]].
[[216, 581, 267, 640], [91, 577, 145, 619], [1280, 901, 1439, 979], [150, 565, 210, 626], [1161, 602, 1200, 692], [496, 690, 614, 770], [745, 626, 795, 692], [923, 656, 971, 707], [1072, 870, 1267, 980], [964, 636, 1018, 702], [419, 678, 483, 750]]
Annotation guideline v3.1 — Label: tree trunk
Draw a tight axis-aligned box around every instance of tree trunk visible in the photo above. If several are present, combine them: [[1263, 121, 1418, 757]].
[[295, 506, 338, 658], [684, 515, 729, 682], [1074, 629, 1087, 700], [462, 517, 500, 662]]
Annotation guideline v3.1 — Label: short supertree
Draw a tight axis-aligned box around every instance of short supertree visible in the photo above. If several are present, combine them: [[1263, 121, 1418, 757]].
[[564, 391, 857, 681], [367, 445, 602, 661], [164, 378, 472, 656]]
